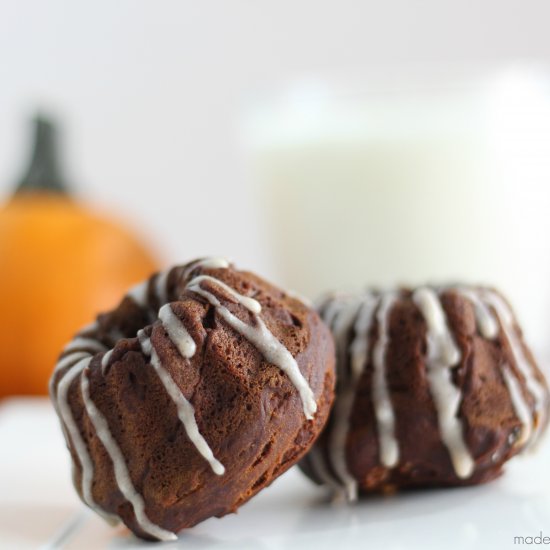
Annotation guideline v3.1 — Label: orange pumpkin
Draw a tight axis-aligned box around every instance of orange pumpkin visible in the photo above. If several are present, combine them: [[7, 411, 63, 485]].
[[0, 117, 158, 397]]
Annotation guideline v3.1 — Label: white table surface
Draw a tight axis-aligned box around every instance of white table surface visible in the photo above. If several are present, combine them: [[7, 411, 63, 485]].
[[1, 397, 549, 550]]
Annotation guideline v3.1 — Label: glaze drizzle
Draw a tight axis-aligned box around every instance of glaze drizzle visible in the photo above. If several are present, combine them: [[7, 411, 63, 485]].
[[186, 274, 317, 419], [158, 304, 196, 358], [413, 287, 474, 479], [81, 368, 177, 541], [330, 293, 379, 501], [371, 292, 400, 469], [137, 329, 225, 475], [463, 288, 547, 446], [326, 296, 364, 500]]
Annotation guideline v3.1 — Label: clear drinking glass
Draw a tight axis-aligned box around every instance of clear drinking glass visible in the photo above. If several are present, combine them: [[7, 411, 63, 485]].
[[245, 65, 550, 356]]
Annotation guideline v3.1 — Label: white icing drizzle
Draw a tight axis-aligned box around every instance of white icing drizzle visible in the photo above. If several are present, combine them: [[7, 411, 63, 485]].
[[55, 357, 98, 510], [320, 294, 348, 328], [413, 287, 475, 479], [158, 304, 196, 358], [50, 351, 123, 525], [371, 293, 400, 469], [137, 329, 225, 475], [79, 321, 99, 333], [50, 351, 91, 423], [80, 368, 177, 542], [63, 337, 107, 354], [455, 288, 500, 339], [189, 275, 262, 314], [501, 365, 533, 446], [53, 351, 90, 375], [179, 258, 231, 287], [325, 298, 363, 499], [154, 270, 170, 305], [187, 275, 317, 420], [188, 257, 230, 273], [454, 287, 533, 444], [350, 295, 379, 381], [482, 289, 547, 442], [331, 299, 363, 376], [328, 294, 379, 501], [304, 295, 351, 494], [452, 286, 541, 447], [49, 351, 96, 464], [127, 281, 149, 307], [128, 258, 230, 310], [101, 350, 113, 374]]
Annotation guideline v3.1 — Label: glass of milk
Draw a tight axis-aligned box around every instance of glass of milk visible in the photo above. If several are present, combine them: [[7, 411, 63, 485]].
[[245, 66, 550, 355]]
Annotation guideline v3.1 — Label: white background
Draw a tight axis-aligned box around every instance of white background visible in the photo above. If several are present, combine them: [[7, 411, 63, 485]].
[[1, 0, 550, 278]]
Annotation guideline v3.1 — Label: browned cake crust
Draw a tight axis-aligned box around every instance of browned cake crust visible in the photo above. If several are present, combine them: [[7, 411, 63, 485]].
[[50, 259, 335, 540], [300, 286, 549, 497]]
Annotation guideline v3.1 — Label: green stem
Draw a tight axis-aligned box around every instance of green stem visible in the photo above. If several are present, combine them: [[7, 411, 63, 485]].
[[15, 115, 69, 194]]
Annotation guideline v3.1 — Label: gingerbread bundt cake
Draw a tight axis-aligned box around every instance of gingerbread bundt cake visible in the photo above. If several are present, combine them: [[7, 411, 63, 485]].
[[49, 258, 335, 540], [300, 285, 549, 500]]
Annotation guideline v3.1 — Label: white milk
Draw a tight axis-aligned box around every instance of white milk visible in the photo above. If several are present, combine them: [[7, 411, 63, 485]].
[[247, 68, 550, 355]]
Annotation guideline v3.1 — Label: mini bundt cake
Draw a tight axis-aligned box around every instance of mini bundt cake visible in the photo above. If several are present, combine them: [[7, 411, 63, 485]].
[[300, 285, 549, 500], [49, 258, 335, 541]]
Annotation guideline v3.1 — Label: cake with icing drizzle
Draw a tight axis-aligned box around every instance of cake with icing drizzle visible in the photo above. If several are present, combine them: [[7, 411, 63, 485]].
[[299, 285, 549, 500], [49, 258, 335, 541]]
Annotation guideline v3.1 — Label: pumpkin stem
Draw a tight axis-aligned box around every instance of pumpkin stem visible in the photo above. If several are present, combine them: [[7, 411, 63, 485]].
[[15, 115, 69, 194]]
